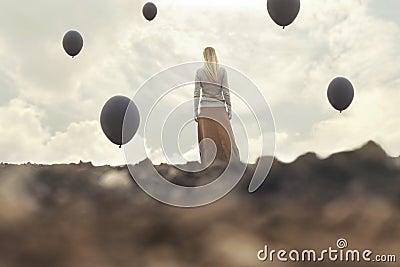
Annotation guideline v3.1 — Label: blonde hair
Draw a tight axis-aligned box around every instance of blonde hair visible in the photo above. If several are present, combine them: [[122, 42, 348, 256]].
[[203, 47, 219, 83]]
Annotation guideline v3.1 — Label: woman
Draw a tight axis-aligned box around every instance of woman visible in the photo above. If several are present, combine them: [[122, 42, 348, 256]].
[[194, 47, 240, 165]]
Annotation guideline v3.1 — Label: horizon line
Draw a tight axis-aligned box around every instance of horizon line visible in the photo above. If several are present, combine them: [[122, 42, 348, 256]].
[[1, 140, 398, 167]]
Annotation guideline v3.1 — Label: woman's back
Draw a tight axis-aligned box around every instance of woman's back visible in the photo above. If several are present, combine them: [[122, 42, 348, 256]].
[[195, 66, 229, 103]]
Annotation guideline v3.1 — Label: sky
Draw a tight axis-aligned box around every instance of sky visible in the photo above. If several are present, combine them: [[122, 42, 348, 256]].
[[0, 0, 399, 165]]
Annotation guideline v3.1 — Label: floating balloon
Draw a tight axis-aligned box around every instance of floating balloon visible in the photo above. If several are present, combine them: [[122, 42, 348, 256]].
[[143, 2, 157, 21], [62, 30, 84, 58], [100, 96, 140, 147], [267, 0, 301, 29], [327, 77, 355, 113]]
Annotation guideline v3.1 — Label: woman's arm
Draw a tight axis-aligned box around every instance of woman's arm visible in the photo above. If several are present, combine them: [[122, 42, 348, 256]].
[[194, 70, 201, 120], [221, 68, 232, 120]]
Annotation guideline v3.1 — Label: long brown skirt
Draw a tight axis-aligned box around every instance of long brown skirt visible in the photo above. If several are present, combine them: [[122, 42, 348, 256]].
[[197, 107, 240, 165]]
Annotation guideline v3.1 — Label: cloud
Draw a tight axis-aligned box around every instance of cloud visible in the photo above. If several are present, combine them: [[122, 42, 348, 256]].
[[0, 99, 50, 162], [0, 0, 399, 164], [0, 98, 145, 165], [263, 0, 400, 161]]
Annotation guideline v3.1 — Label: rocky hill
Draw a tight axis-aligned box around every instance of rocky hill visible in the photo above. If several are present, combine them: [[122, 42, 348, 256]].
[[0, 141, 399, 267]]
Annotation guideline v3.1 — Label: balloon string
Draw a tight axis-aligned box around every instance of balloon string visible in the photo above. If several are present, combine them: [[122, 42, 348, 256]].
[[283, 26, 285, 29], [119, 145, 122, 148]]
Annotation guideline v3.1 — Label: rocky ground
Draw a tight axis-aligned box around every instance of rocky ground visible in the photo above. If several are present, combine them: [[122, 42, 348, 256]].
[[0, 141, 399, 267]]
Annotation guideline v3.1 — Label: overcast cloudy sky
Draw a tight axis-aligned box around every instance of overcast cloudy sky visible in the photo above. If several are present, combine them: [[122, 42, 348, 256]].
[[0, 0, 399, 165]]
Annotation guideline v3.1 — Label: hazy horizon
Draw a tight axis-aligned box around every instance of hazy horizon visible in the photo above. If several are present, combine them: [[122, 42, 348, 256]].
[[1, 139, 397, 166]]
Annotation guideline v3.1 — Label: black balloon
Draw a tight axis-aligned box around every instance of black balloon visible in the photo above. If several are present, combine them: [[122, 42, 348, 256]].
[[62, 30, 84, 57], [327, 77, 355, 113], [143, 2, 157, 21], [267, 0, 301, 29], [100, 96, 140, 147]]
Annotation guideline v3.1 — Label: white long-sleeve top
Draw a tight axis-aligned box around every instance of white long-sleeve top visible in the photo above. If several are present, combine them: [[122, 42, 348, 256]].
[[194, 66, 231, 117]]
